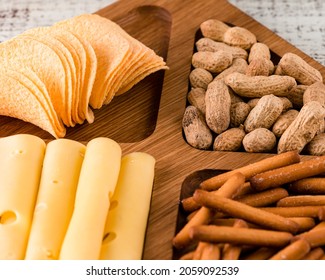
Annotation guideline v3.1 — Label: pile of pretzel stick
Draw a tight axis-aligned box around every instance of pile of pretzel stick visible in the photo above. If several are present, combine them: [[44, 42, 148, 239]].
[[173, 151, 325, 260]]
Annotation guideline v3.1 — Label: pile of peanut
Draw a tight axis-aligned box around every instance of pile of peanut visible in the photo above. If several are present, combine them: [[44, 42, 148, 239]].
[[182, 19, 325, 155]]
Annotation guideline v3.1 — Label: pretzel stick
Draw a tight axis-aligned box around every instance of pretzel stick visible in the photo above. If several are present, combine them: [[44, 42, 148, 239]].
[[189, 225, 293, 247], [294, 227, 325, 248], [222, 219, 248, 260], [200, 151, 300, 191], [173, 172, 245, 249], [269, 238, 310, 260], [293, 222, 325, 248], [193, 189, 299, 233], [277, 195, 325, 207], [193, 242, 221, 260], [259, 206, 322, 218], [288, 217, 315, 233], [182, 181, 251, 213], [288, 177, 325, 194], [250, 155, 325, 191], [193, 242, 208, 260], [181, 196, 201, 213], [301, 247, 325, 260], [236, 188, 289, 207], [243, 247, 279, 260]]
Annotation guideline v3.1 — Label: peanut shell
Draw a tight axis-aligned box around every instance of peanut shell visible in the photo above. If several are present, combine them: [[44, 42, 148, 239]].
[[205, 80, 231, 134], [243, 128, 276, 153], [213, 126, 246, 151], [244, 94, 283, 133], [182, 105, 213, 149], [278, 101, 325, 153]]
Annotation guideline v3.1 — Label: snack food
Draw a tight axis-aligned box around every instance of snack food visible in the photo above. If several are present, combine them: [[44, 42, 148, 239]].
[[174, 152, 325, 260], [0, 134, 46, 259], [25, 139, 86, 260], [183, 19, 325, 155], [100, 152, 155, 260], [0, 14, 167, 138], [59, 138, 122, 260], [0, 134, 155, 260]]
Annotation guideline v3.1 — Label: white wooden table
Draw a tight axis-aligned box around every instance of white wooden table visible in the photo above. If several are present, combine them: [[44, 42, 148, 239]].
[[0, 0, 324, 65]]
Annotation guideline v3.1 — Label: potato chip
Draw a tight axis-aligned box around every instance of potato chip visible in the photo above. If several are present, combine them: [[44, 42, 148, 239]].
[[18, 32, 77, 126], [0, 13, 167, 137], [49, 27, 97, 124], [54, 14, 131, 109], [0, 71, 64, 138], [0, 37, 69, 126], [0, 67, 65, 137], [21, 26, 95, 124]]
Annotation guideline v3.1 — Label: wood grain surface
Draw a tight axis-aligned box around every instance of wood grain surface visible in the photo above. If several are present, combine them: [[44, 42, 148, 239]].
[[0, 0, 325, 260]]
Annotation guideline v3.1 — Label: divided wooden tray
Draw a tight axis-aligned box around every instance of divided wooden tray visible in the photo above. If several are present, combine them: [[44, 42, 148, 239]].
[[1, 0, 325, 259]]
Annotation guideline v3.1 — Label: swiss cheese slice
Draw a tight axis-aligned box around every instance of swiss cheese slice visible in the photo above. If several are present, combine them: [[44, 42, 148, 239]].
[[0, 134, 45, 260], [100, 152, 155, 260], [25, 139, 86, 259], [59, 137, 121, 260]]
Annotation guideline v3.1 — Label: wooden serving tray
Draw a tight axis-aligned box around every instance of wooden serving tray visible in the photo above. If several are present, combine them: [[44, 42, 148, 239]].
[[1, 0, 325, 260]]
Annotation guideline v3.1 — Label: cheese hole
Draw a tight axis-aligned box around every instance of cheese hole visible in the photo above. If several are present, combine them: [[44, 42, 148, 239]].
[[0, 211, 17, 225], [109, 200, 118, 210], [52, 179, 59, 184], [12, 149, 24, 155], [35, 203, 48, 213], [102, 232, 116, 244]]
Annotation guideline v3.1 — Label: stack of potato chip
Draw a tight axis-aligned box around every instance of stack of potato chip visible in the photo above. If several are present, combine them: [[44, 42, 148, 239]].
[[0, 14, 168, 138]]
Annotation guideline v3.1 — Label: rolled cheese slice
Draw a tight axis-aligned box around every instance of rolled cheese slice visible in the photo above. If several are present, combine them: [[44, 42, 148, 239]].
[[25, 139, 86, 259], [100, 152, 155, 260], [59, 137, 121, 260], [0, 134, 46, 259]]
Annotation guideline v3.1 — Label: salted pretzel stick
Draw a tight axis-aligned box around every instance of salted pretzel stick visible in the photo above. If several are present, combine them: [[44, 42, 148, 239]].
[[222, 219, 248, 260], [293, 222, 325, 248], [182, 181, 252, 212], [288, 177, 325, 194], [189, 225, 293, 247], [250, 155, 325, 191], [236, 188, 289, 207], [173, 172, 245, 249], [259, 206, 322, 218], [193, 242, 221, 260], [294, 227, 325, 248], [173, 206, 211, 249], [243, 247, 279, 260], [269, 238, 310, 260], [193, 189, 299, 233], [200, 151, 300, 191], [181, 196, 201, 213], [200, 243, 221, 260], [277, 195, 325, 207], [193, 242, 208, 260], [233, 181, 254, 197], [301, 247, 325, 260], [288, 217, 315, 233]]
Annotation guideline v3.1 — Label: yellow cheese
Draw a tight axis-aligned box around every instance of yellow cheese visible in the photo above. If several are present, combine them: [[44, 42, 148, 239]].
[[0, 134, 45, 259], [25, 139, 86, 259], [100, 152, 155, 260], [59, 137, 121, 260]]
